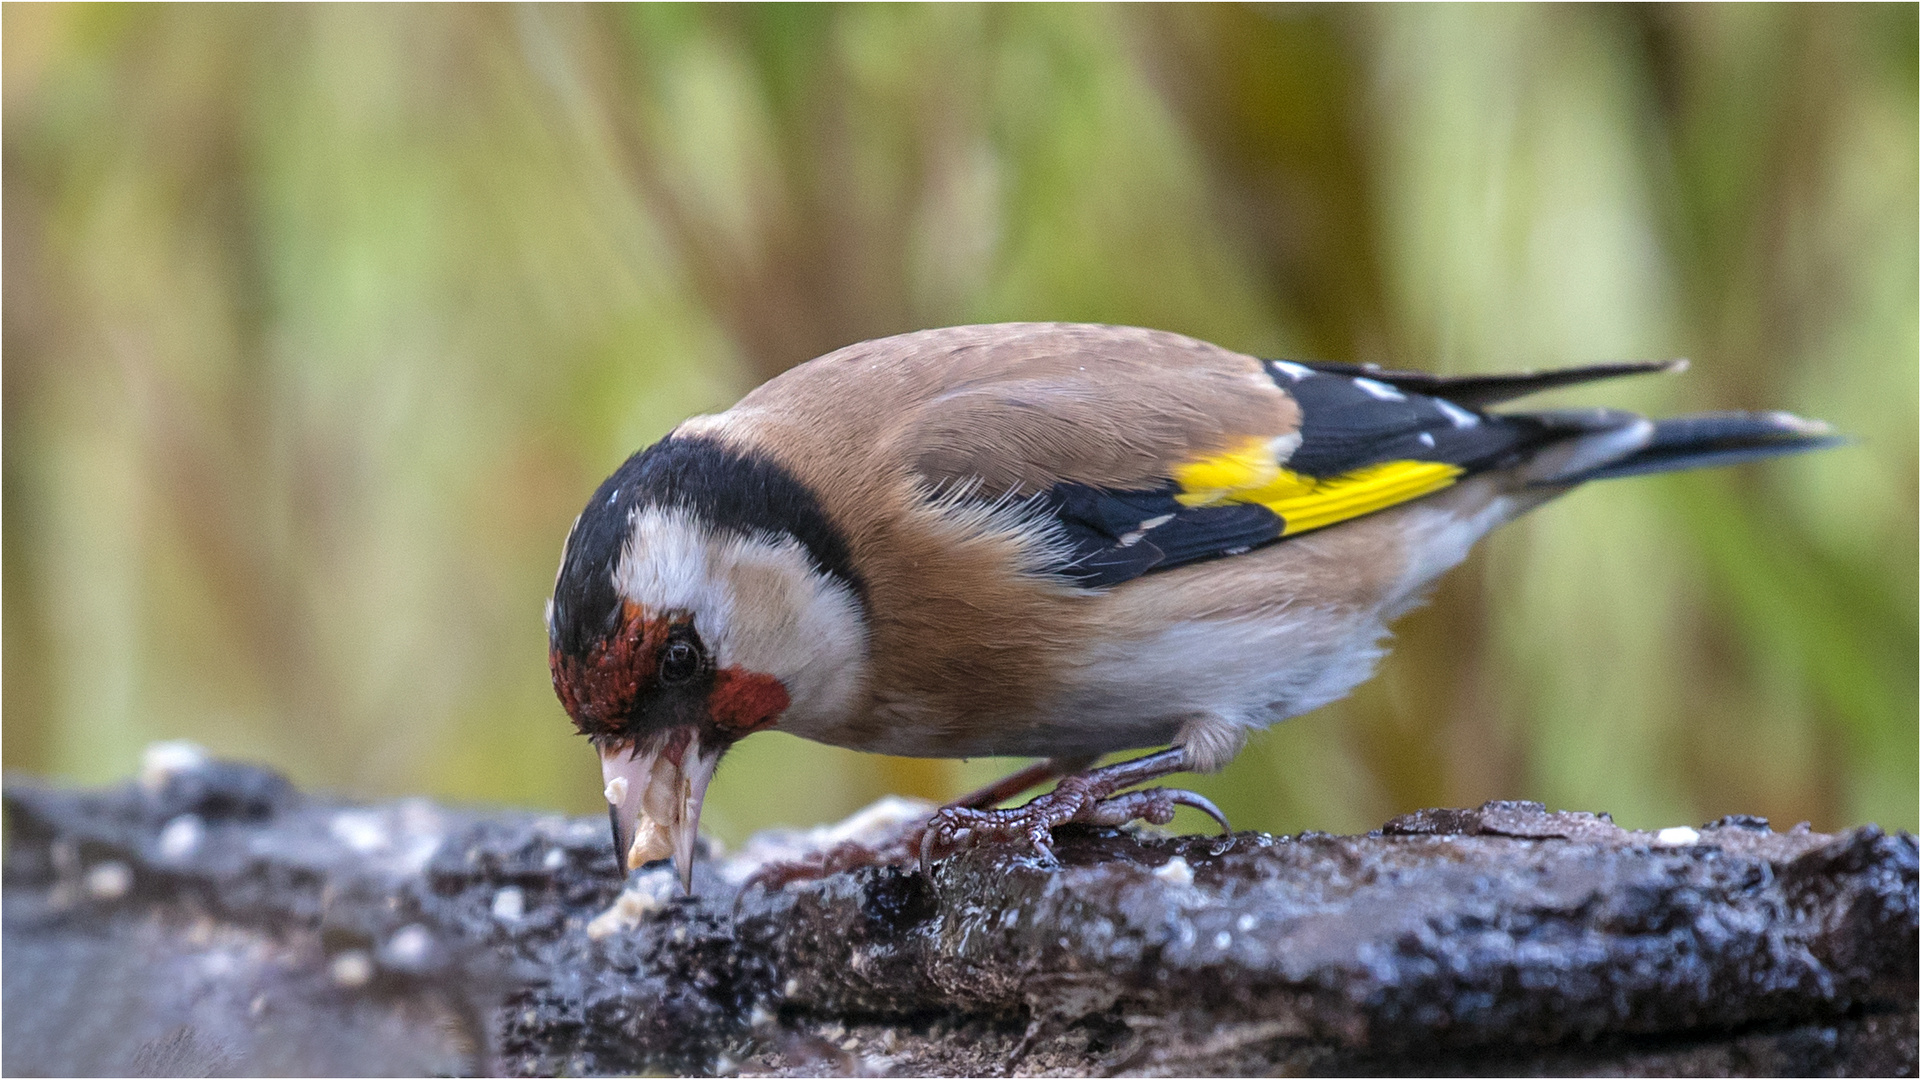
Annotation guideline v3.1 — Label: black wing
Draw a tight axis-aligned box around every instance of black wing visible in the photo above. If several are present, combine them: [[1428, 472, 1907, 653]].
[[1297, 358, 1684, 408], [1033, 360, 1559, 587]]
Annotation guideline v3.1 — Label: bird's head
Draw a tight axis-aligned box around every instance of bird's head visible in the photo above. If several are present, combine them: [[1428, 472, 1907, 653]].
[[547, 434, 868, 888]]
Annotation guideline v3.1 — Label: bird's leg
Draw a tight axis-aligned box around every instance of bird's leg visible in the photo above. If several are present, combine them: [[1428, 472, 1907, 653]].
[[951, 754, 1098, 809], [918, 747, 1232, 872], [732, 755, 1095, 899]]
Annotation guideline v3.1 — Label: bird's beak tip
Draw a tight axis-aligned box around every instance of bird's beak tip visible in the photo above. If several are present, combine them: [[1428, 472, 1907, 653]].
[[599, 731, 722, 890]]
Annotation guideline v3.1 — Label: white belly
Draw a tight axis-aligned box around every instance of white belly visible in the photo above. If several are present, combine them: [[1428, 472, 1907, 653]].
[[824, 479, 1524, 762], [999, 484, 1523, 759], [1010, 604, 1395, 759]]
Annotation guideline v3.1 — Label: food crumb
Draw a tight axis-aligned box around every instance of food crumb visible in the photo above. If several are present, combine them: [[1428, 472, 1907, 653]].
[[1153, 856, 1194, 887], [85, 862, 133, 900]]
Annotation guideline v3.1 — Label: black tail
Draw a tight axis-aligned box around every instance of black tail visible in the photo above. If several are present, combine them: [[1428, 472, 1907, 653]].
[[1567, 411, 1842, 482], [1302, 358, 1686, 407], [1296, 356, 1839, 482]]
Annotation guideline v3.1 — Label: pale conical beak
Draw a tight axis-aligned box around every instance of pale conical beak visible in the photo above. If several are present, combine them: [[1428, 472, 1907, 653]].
[[599, 729, 723, 892]]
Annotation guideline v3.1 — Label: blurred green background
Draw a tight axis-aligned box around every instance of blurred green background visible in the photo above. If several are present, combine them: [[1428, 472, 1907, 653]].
[[5, 4, 1915, 843]]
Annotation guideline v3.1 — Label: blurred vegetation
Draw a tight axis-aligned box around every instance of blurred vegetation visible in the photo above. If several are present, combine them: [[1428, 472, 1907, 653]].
[[5, 5, 1914, 843]]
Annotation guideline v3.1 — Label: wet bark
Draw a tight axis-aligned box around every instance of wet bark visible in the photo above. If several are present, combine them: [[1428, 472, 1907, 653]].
[[4, 758, 1914, 1076]]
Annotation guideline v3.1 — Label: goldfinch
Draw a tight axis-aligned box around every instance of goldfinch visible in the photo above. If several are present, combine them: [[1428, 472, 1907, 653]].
[[547, 323, 1835, 888]]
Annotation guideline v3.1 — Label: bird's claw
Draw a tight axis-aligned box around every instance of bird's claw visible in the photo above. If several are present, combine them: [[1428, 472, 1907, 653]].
[[917, 780, 1232, 875], [1073, 787, 1233, 834]]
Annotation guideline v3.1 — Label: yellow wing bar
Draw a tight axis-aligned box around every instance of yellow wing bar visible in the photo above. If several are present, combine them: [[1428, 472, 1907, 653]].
[[1174, 437, 1463, 536], [1246, 459, 1462, 534]]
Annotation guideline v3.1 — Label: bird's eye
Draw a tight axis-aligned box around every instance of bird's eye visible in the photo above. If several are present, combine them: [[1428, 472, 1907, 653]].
[[658, 637, 702, 685]]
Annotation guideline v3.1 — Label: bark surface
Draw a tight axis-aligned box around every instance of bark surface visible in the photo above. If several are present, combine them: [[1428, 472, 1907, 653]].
[[4, 758, 1915, 1076]]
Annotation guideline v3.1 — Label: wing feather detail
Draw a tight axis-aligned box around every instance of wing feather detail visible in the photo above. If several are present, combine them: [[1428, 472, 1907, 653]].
[[1023, 363, 1553, 588], [1238, 460, 1465, 534], [1294, 358, 1685, 407]]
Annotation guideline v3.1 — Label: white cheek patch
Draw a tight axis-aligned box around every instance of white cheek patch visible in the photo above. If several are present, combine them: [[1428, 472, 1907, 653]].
[[701, 532, 868, 726], [610, 508, 869, 731], [613, 508, 735, 627]]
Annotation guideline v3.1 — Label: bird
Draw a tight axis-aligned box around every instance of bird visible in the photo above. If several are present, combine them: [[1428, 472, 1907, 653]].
[[545, 323, 1836, 890]]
